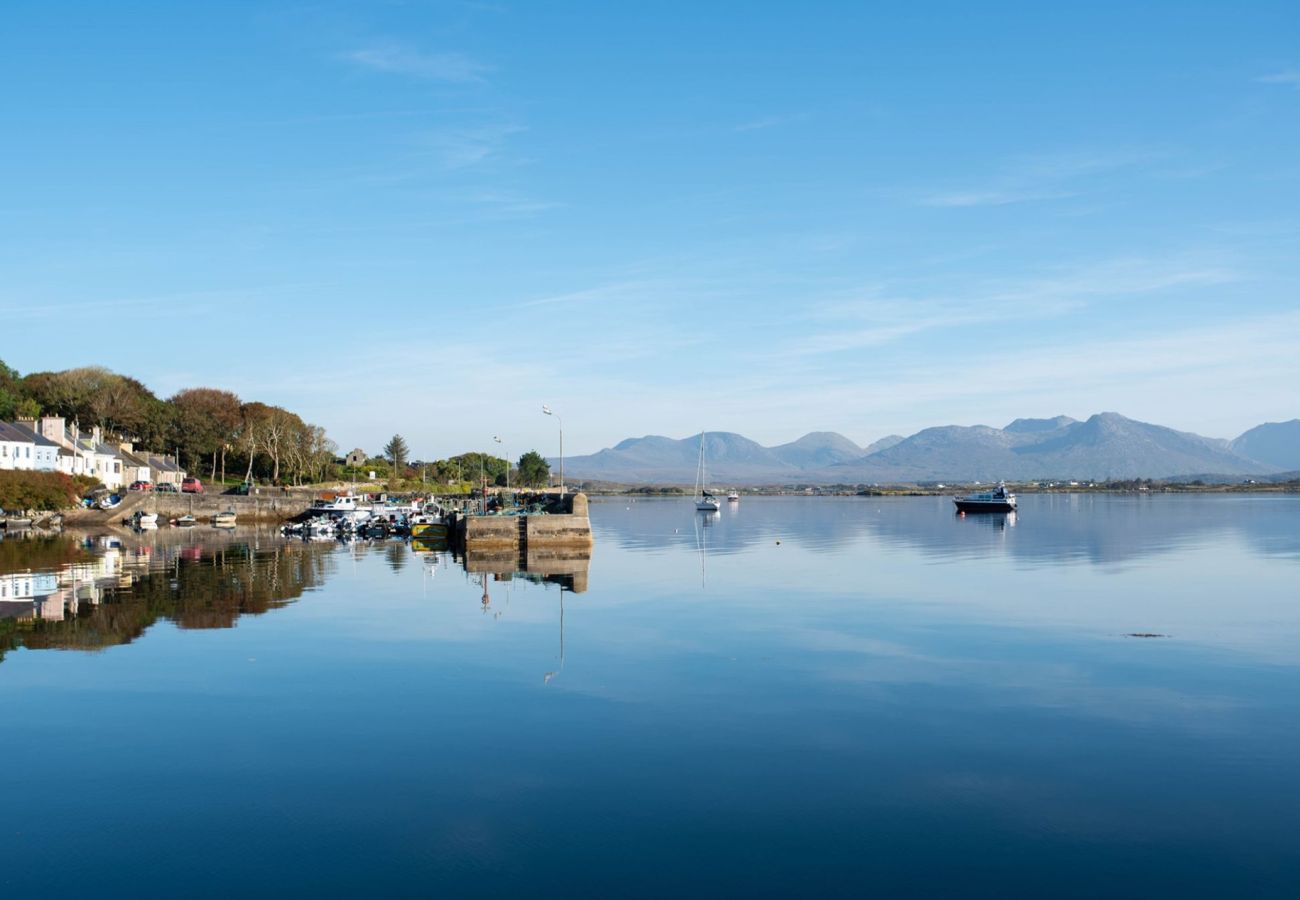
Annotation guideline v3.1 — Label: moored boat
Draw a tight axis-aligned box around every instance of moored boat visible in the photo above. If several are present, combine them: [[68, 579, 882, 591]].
[[212, 509, 237, 528], [953, 483, 1017, 513], [695, 434, 721, 512]]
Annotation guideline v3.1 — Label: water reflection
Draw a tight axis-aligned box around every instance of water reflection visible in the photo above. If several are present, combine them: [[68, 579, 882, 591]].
[[0, 528, 591, 665], [594, 494, 1300, 566], [0, 529, 334, 662]]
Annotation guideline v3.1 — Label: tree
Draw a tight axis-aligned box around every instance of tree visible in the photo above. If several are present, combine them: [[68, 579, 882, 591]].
[[171, 388, 242, 479], [384, 435, 410, 477], [517, 450, 550, 488]]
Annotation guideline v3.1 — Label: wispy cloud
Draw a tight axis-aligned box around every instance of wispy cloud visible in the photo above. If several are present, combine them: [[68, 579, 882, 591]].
[[785, 256, 1238, 357], [424, 123, 525, 169], [1258, 70, 1300, 90], [918, 149, 1159, 208], [732, 114, 797, 133], [341, 42, 490, 83]]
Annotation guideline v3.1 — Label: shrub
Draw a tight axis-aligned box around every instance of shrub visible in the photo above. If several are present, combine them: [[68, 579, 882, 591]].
[[0, 470, 87, 511]]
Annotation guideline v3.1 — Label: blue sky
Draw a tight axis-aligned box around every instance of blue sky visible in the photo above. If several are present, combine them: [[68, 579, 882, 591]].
[[3, 1, 1298, 458]]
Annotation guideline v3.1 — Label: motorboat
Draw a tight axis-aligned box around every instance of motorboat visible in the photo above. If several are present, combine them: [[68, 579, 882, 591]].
[[98, 494, 122, 511], [953, 483, 1017, 513], [212, 509, 237, 528], [308, 493, 374, 524], [133, 511, 159, 529], [727, 491, 739, 502], [174, 515, 197, 527]]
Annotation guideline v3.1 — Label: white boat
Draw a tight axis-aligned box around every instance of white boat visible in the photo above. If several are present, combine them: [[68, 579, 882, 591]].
[[694, 434, 721, 512], [134, 511, 159, 529], [308, 493, 374, 523], [954, 482, 1016, 513], [212, 509, 237, 528], [727, 491, 739, 502], [175, 515, 197, 527]]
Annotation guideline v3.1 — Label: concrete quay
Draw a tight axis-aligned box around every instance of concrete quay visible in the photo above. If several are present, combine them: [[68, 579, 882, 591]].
[[452, 492, 594, 553]]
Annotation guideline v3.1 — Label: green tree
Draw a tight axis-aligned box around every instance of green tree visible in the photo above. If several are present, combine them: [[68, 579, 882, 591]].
[[384, 434, 410, 477], [517, 450, 551, 488]]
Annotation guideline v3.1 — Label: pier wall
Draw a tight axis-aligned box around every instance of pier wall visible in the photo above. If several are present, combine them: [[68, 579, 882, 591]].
[[456, 492, 593, 550], [64, 491, 315, 525]]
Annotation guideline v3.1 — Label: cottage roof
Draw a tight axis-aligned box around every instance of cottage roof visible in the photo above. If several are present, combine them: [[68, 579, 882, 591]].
[[118, 448, 151, 468], [149, 455, 182, 472], [7, 422, 59, 447], [0, 422, 35, 443]]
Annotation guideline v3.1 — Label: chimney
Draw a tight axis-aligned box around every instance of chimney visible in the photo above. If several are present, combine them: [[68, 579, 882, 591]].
[[92, 425, 103, 446], [39, 416, 67, 447], [119, 441, 134, 454]]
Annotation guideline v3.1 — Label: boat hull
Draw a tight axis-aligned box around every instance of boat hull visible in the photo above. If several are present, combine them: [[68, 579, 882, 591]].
[[953, 498, 1016, 513]]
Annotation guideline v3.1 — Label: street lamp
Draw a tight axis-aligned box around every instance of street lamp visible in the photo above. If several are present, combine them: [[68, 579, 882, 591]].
[[542, 404, 564, 495], [493, 435, 509, 491]]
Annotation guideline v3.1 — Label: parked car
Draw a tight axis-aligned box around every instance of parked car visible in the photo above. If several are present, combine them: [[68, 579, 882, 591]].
[[156, 482, 180, 493], [181, 477, 204, 494], [128, 480, 154, 491], [225, 480, 253, 495]]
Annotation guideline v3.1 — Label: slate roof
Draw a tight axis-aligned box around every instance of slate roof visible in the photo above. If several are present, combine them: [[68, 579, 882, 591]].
[[6, 422, 59, 447]]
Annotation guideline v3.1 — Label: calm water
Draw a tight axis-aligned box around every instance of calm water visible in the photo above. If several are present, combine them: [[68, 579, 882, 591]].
[[3, 494, 1299, 898]]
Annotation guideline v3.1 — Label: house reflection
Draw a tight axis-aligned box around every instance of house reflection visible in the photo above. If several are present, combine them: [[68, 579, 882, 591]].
[[1, 530, 334, 662]]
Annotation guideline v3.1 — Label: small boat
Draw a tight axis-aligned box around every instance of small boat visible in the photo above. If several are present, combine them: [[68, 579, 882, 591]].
[[212, 509, 237, 528], [98, 494, 122, 511], [409, 513, 449, 539], [694, 434, 721, 512], [727, 491, 739, 502], [175, 515, 197, 527], [133, 511, 159, 529], [308, 493, 373, 524], [0, 509, 33, 530], [954, 483, 1017, 513]]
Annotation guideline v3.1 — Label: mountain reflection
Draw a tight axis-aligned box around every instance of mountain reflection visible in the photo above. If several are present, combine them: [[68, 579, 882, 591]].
[[592, 494, 1300, 566]]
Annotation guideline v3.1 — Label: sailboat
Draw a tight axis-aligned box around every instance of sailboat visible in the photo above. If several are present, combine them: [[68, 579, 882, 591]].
[[695, 433, 721, 512]]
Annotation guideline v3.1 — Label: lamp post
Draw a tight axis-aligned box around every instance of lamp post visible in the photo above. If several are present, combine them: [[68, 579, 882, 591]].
[[542, 405, 564, 495], [493, 435, 509, 491]]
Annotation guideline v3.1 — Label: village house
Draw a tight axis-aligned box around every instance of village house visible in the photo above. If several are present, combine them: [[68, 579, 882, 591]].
[[0, 421, 37, 471], [117, 444, 154, 485], [10, 419, 60, 471]]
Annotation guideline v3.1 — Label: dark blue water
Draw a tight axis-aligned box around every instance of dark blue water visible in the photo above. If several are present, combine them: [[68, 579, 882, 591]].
[[3, 494, 1299, 898]]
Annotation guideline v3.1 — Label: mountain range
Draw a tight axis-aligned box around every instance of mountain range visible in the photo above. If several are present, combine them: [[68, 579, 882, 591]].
[[557, 413, 1300, 484]]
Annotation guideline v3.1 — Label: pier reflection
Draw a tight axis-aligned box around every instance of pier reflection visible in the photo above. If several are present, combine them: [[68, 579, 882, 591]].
[[456, 546, 591, 593]]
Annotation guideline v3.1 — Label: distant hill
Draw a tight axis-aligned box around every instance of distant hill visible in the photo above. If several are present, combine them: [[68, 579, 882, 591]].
[[559, 413, 1291, 485], [769, 432, 864, 467], [829, 413, 1274, 482], [863, 434, 905, 454], [1231, 420, 1300, 471]]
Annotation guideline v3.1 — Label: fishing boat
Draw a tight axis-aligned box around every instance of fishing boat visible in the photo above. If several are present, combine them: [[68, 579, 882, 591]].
[[308, 493, 374, 524], [410, 515, 449, 539], [212, 508, 237, 528], [727, 490, 739, 502], [695, 433, 721, 512], [953, 482, 1016, 513]]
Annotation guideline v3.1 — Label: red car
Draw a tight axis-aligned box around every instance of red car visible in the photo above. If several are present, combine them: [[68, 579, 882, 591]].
[[181, 477, 204, 493], [128, 481, 153, 492]]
